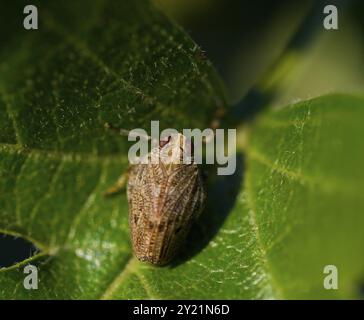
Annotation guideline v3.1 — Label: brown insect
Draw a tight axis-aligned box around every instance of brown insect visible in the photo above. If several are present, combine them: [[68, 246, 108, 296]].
[[105, 128, 207, 265]]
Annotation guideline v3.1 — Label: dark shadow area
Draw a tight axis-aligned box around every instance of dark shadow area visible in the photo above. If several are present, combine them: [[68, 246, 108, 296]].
[[225, 0, 351, 127], [357, 279, 364, 299], [229, 87, 274, 125], [0, 233, 38, 268], [170, 153, 244, 267], [177, 0, 301, 96]]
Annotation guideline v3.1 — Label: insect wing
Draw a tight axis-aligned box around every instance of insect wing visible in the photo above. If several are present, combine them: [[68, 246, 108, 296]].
[[127, 163, 206, 265]]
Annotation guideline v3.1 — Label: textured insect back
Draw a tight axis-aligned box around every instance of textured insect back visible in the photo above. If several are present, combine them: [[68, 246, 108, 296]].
[[127, 133, 207, 265]]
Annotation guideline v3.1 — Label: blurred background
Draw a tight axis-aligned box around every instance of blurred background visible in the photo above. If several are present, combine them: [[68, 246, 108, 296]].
[[155, 0, 364, 107]]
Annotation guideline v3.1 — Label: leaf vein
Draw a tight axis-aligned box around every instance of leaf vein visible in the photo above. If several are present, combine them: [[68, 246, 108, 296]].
[[66, 160, 108, 242], [244, 182, 284, 299]]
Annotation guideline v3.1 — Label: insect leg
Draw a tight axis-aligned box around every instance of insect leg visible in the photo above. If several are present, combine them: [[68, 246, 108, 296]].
[[104, 122, 130, 137], [104, 122, 154, 142], [204, 107, 226, 143], [103, 171, 129, 196]]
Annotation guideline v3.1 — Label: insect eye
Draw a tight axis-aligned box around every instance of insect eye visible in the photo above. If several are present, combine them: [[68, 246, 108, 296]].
[[159, 135, 171, 148]]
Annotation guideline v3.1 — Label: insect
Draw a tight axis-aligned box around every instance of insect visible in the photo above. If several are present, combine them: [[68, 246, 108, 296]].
[[105, 126, 207, 265]]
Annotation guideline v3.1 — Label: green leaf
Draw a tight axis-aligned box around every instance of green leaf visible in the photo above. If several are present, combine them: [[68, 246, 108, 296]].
[[0, 0, 226, 299], [102, 94, 364, 300], [243, 94, 364, 299]]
